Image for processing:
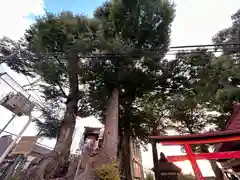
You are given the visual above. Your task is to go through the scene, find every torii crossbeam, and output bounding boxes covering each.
[150,130,240,180]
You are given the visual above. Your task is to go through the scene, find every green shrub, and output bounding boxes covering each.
[144,171,154,180]
[95,161,120,180]
[178,173,196,180]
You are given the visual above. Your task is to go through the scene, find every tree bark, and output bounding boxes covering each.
[151,141,159,180]
[122,131,133,180]
[151,123,159,180]
[76,88,119,179]
[24,57,79,180]
[118,133,124,176]
[200,145,225,180]
[101,88,119,161]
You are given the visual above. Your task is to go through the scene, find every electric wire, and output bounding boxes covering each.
[24,75,45,106]
[12,49,227,60]
[5,42,239,62]
[22,42,240,56]
[1,73,45,110]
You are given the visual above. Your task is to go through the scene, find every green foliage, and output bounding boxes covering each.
[144,171,154,180]
[20,11,96,138]
[211,9,240,113]
[95,162,120,180]
[83,0,176,147]
[0,37,35,77]
[178,173,196,180]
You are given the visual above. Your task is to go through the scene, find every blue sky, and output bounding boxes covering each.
[44,0,105,16]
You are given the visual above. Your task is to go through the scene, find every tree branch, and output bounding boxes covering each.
[55,81,68,98]
[22,78,42,89]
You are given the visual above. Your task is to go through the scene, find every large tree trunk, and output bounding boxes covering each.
[101,88,119,161]
[151,141,159,180]
[118,133,124,176]
[24,57,79,180]
[76,88,119,179]
[122,131,133,180]
[200,145,225,180]
[152,123,159,180]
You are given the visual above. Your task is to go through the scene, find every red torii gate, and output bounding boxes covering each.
[150,130,240,180]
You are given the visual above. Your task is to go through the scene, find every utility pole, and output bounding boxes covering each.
[0,114,17,136]
[0,113,32,164]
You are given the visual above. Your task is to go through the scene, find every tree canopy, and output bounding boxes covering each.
[1,2,240,180]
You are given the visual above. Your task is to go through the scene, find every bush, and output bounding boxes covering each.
[95,161,120,180]
[178,173,196,180]
[144,171,154,180]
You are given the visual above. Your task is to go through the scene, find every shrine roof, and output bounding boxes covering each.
[216,103,240,152]
[152,152,182,173]
[150,103,240,145]
[150,129,240,144]
[154,162,182,173]
[224,103,240,130]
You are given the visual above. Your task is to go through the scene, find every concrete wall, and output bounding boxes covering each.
[23,155,35,170]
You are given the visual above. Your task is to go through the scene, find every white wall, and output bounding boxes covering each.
[23,155,35,170]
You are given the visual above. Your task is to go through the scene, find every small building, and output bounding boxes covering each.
[82,126,144,180]
[0,136,52,179]
[152,152,182,180]
[22,143,52,169]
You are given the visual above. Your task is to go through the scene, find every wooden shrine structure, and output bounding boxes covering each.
[152,152,182,180]
[150,103,240,180]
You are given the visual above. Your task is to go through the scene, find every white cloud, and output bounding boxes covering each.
[171,0,240,46]
[0,0,45,40]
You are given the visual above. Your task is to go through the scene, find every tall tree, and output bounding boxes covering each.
[166,49,231,179]
[78,0,175,179]
[168,90,226,179]
[14,12,98,179]
[135,93,169,180]
[212,9,240,114]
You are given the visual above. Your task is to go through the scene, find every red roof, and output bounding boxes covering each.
[150,130,240,145]
[149,103,240,151]
[216,103,240,152]
[224,103,240,130]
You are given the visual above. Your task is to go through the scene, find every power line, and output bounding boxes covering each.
[4,42,237,62]
[169,42,240,49]
[6,49,227,63]
[0,72,44,109]
[24,75,45,106]
[22,42,240,56]
[27,48,223,58]
[1,73,45,109]
[0,72,59,151]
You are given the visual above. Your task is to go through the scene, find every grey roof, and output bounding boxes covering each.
[0,135,13,156]
[84,126,101,135]
[32,144,51,155]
